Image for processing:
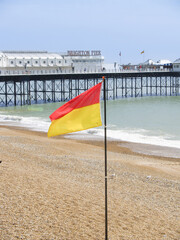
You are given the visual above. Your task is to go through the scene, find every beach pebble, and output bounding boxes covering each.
[109,173,116,179]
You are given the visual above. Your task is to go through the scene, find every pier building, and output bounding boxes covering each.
[122,59,173,71]
[0,50,104,75]
[173,58,180,72]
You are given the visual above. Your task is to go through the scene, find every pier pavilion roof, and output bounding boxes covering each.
[174,58,180,64]
[0,51,63,59]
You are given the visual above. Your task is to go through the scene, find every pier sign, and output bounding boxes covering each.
[67,50,101,56]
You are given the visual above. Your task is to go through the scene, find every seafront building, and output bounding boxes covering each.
[0,50,104,75]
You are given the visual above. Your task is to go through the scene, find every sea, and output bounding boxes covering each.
[0,96,180,156]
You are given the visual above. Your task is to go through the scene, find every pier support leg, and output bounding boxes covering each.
[20,81,22,106]
[34,80,37,103]
[5,81,7,106]
[135,77,137,97]
[14,81,16,106]
[43,80,46,102]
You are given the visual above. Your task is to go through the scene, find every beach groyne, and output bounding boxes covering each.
[0,71,180,106]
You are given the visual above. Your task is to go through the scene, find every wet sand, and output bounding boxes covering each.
[0,126,180,239]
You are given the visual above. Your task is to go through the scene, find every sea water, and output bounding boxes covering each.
[0,96,180,150]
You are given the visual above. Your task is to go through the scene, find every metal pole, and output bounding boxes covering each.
[102,76,108,240]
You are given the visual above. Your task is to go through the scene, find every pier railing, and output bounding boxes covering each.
[0,68,172,76]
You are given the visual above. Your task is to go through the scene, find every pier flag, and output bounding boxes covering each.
[48,82,102,137]
[141,50,144,54]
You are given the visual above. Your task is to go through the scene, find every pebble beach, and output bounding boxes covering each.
[0,126,180,240]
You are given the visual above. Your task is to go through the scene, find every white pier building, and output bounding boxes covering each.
[173,58,180,72]
[0,50,104,75]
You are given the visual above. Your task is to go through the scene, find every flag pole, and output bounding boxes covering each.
[102,76,108,240]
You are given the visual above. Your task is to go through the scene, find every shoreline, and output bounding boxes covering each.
[64,132,180,159]
[0,116,180,159]
[1,124,180,160]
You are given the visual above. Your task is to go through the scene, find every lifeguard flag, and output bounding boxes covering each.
[48,82,102,137]
[141,50,144,54]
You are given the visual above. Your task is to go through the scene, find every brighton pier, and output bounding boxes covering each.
[0,70,180,106]
[0,51,180,106]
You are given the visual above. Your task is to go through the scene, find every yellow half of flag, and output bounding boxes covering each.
[141,50,144,54]
[48,82,102,137]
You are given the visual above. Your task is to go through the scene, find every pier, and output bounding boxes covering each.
[0,70,180,106]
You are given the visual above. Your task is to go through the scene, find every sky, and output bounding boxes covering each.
[0,0,180,64]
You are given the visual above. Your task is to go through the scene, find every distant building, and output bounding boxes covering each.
[122,59,173,71]
[173,58,180,72]
[156,59,172,65]
[142,59,155,65]
[101,63,115,71]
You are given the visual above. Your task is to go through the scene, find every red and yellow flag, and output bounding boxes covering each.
[48,82,102,137]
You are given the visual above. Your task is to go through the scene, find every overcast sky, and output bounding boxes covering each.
[0,0,179,64]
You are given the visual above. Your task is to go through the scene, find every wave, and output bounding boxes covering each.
[1,113,180,149]
[81,128,180,149]
[0,114,50,132]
